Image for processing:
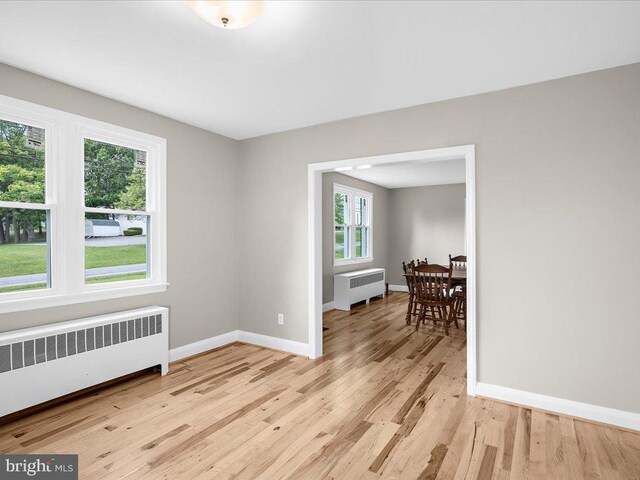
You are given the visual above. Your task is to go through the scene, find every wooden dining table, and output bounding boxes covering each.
[403,267,467,283]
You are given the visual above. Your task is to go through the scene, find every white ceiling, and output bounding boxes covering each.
[1,1,639,140]
[338,158,465,189]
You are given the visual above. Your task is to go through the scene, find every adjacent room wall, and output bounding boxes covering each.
[387,183,466,286]
[321,172,389,305]
[0,63,240,350]
[239,63,640,414]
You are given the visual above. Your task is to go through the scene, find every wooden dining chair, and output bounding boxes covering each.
[449,254,467,327]
[402,260,417,325]
[412,263,458,335]
[453,288,467,329]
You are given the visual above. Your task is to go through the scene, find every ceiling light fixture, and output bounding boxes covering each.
[187,1,264,30]
[356,164,372,170]
[335,166,353,172]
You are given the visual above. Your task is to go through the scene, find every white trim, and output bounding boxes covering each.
[169,330,311,363]
[308,169,323,359]
[308,145,477,386]
[237,330,310,357]
[0,93,168,313]
[333,257,375,267]
[169,330,239,362]
[0,282,169,315]
[0,201,50,210]
[322,301,335,312]
[84,207,151,217]
[389,284,409,293]
[465,145,477,396]
[476,382,640,432]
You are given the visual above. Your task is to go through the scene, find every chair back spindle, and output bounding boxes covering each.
[449,254,467,270]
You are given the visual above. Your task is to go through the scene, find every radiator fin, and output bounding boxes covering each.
[24,340,35,367]
[112,323,120,344]
[95,326,103,349]
[0,313,164,375]
[77,330,86,353]
[56,334,67,359]
[11,343,23,370]
[46,336,57,361]
[86,328,95,351]
[67,332,76,356]
[0,345,10,373]
[35,338,46,364]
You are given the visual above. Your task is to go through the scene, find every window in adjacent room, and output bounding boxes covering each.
[333,183,372,265]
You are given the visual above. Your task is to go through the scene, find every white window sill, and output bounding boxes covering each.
[334,257,374,267]
[0,282,169,314]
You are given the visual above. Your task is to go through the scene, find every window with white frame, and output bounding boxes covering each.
[333,184,372,265]
[0,95,166,313]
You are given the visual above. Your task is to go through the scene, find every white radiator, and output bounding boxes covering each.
[0,306,168,417]
[334,268,385,311]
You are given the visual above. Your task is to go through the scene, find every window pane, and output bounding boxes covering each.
[334,226,350,260]
[356,226,370,258]
[84,139,146,211]
[0,119,46,204]
[0,208,50,293]
[334,192,348,225]
[85,213,148,284]
[355,196,368,226]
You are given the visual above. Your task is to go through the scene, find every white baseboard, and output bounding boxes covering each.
[169,330,239,362]
[476,382,640,432]
[237,330,310,357]
[389,284,409,293]
[322,301,335,312]
[169,330,310,362]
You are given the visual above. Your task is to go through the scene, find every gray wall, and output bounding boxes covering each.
[0,63,240,350]
[387,183,466,285]
[239,63,640,414]
[322,172,390,304]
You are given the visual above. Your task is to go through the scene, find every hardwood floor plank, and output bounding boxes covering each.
[392,362,445,424]
[477,445,498,480]
[140,424,191,451]
[416,442,448,480]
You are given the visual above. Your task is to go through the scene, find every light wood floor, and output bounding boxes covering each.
[1,293,639,479]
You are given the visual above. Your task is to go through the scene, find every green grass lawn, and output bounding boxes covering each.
[335,230,345,259]
[0,282,47,294]
[85,245,146,269]
[334,228,365,259]
[0,243,146,277]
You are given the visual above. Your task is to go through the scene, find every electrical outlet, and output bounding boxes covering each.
[277,314,284,325]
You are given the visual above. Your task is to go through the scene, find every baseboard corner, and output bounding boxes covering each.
[237,330,310,357]
[322,301,335,312]
[169,330,239,362]
[388,284,409,293]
